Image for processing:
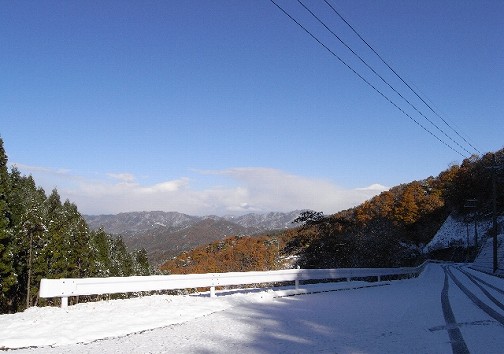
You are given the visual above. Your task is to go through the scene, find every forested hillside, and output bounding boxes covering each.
[84,210,300,265]
[0,139,151,314]
[161,149,504,273]
[160,234,282,274]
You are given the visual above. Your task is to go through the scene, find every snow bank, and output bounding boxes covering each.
[424,214,503,253]
[0,282,372,349]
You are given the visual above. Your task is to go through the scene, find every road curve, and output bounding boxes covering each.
[443,265,504,354]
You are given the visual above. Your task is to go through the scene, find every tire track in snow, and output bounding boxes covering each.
[446,266,504,326]
[441,267,470,354]
[457,267,504,298]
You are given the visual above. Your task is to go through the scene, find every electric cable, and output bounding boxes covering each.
[297,0,474,157]
[322,0,481,155]
[269,0,467,157]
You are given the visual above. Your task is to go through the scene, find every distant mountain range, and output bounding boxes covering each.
[84,211,303,264]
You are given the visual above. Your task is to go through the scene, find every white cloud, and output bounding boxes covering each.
[12,164,387,216]
[107,173,136,184]
[356,183,388,191]
[13,163,71,176]
[139,179,190,194]
[200,168,388,214]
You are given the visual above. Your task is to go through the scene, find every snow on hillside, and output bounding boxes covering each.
[424,214,504,253]
[2,264,504,353]
[471,234,504,276]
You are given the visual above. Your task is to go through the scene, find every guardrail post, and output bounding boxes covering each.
[61,296,68,309]
[295,278,299,290]
[210,286,216,298]
[377,275,381,282]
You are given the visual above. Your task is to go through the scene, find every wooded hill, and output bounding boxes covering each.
[0,139,151,314]
[84,211,300,265]
[161,149,504,274]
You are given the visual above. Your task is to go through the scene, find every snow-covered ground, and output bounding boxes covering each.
[2,263,503,353]
[424,214,503,252]
[471,234,504,276]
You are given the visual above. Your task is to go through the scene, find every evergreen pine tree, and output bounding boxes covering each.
[8,169,47,309]
[0,138,17,313]
[39,189,66,279]
[109,236,134,277]
[62,200,92,278]
[132,248,150,276]
[89,228,113,276]
[0,139,152,311]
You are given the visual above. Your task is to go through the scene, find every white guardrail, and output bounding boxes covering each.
[40,262,427,308]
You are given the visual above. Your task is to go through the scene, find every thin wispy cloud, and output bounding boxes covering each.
[13,164,387,216]
[13,163,72,177]
[107,173,136,184]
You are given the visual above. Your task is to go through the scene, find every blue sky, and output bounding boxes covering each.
[1,0,503,216]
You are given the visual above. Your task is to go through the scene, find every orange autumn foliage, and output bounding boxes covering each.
[160,235,281,274]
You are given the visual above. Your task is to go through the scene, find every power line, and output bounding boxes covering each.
[296,0,474,157]
[269,0,466,157]
[322,0,481,155]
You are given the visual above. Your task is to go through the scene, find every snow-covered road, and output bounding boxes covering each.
[440,266,504,354]
[2,263,503,353]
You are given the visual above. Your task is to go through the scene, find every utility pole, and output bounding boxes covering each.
[474,217,478,249]
[491,154,498,273]
[484,153,502,273]
[464,198,478,248]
